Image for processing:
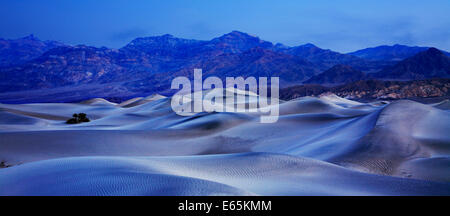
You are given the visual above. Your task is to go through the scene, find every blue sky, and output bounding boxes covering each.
[0,0,449,52]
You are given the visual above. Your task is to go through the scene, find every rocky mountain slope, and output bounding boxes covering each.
[348,44,450,61]
[304,65,365,85]
[0,32,449,103]
[281,78,450,100]
[0,35,64,67]
[369,48,450,80]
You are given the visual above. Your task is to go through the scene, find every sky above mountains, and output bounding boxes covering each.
[0,0,449,52]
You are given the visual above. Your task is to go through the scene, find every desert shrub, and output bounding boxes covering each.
[66,113,90,124]
[0,161,11,168]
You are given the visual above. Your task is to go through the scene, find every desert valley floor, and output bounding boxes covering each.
[1,89,449,195]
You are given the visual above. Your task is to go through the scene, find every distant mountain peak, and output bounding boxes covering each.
[370,47,450,80]
[123,34,203,54]
[208,31,273,53]
[224,30,256,38]
[129,34,183,43]
[140,34,176,39]
[21,34,39,40]
[0,34,64,67]
[425,47,442,55]
[411,47,447,60]
[274,43,288,49]
[347,44,450,61]
[389,44,423,48]
[299,43,318,48]
[213,31,267,43]
[282,43,367,70]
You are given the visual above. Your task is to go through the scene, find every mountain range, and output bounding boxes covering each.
[304,48,450,85]
[369,48,450,80]
[347,44,450,61]
[0,34,64,67]
[0,31,449,103]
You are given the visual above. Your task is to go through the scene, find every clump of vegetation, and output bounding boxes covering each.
[66,113,90,124]
[0,161,12,168]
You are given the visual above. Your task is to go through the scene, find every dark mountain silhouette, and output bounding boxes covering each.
[0,32,320,94]
[275,43,395,72]
[278,43,366,69]
[120,31,273,59]
[151,47,319,85]
[0,35,64,67]
[0,45,127,91]
[370,48,450,80]
[348,44,450,61]
[0,32,449,103]
[209,31,274,53]
[304,65,365,85]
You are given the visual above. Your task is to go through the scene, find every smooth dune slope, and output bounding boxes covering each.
[1,153,449,196]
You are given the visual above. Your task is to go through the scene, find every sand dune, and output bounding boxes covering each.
[118,94,166,108]
[0,90,449,195]
[432,99,450,110]
[80,98,117,106]
[1,153,449,196]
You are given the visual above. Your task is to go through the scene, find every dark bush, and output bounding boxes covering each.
[66,113,90,124]
[0,161,11,168]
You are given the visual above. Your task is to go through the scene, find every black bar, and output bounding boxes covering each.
[0,196,447,215]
